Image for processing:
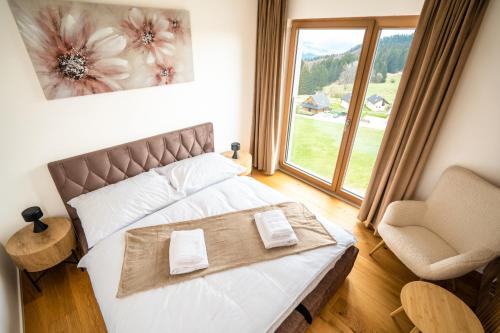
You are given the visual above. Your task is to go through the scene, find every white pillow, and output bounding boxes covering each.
[154,152,245,195]
[68,170,183,248]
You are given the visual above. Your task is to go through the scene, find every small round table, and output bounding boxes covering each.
[6,217,77,292]
[222,151,252,176]
[391,281,484,333]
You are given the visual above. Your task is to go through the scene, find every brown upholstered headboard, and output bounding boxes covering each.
[48,122,214,253]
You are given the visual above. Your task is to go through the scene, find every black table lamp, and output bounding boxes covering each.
[22,206,48,233]
[231,142,240,159]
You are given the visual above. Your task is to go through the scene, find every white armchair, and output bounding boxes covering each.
[370,166,500,281]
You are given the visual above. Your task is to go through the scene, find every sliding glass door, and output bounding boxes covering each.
[285,27,368,183]
[280,17,417,204]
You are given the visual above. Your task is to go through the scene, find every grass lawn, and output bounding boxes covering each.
[287,116,384,196]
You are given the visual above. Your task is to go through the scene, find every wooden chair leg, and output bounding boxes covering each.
[450,278,456,291]
[390,305,404,317]
[409,326,420,333]
[369,240,385,256]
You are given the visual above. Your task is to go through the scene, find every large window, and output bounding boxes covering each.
[280,17,417,204]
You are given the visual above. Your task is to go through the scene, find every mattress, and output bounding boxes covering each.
[78,176,356,333]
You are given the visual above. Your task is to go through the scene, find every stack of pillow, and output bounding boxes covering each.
[154,152,246,195]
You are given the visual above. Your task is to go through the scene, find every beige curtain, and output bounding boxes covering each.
[251,0,287,175]
[359,0,489,227]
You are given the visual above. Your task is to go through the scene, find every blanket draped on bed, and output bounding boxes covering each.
[117,202,336,298]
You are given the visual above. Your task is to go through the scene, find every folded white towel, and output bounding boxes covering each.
[169,229,209,275]
[255,210,297,249]
[254,209,294,241]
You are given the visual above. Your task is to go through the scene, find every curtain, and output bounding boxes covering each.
[359,0,489,227]
[251,0,287,175]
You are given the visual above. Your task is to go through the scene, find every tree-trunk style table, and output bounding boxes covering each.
[391,281,484,333]
[6,217,78,292]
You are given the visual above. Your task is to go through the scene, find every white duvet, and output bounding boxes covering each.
[79,176,356,333]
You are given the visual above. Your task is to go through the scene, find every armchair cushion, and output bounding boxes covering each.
[427,248,497,280]
[378,223,457,280]
[382,201,427,227]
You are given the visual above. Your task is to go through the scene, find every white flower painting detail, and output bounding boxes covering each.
[8,0,194,100]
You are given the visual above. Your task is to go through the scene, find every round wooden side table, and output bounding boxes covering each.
[222,151,252,176]
[6,217,78,292]
[390,281,484,333]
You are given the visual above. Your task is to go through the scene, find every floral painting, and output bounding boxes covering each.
[7,0,194,99]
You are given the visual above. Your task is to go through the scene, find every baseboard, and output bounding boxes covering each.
[17,269,24,333]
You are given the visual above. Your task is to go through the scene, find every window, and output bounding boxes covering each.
[280,17,417,205]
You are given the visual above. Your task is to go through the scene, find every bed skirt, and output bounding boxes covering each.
[276,245,359,332]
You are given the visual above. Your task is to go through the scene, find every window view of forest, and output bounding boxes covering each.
[298,33,413,95]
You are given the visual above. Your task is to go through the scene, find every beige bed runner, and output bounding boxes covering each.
[117,202,336,298]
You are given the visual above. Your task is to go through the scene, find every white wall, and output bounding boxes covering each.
[0,245,21,333]
[287,0,423,19]
[415,0,500,198]
[0,0,257,245]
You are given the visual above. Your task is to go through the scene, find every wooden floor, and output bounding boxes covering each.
[252,171,417,333]
[21,170,476,333]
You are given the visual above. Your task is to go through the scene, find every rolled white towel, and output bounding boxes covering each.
[255,210,298,249]
[169,229,209,275]
[254,209,294,241]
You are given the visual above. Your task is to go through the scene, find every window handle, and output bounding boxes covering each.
[344,118,351,132]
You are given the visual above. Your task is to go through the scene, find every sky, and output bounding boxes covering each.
[299,28,415,57]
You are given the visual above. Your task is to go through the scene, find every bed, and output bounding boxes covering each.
[48,123,358,333]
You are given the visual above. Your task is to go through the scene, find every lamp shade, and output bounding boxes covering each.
[21,206,48,233]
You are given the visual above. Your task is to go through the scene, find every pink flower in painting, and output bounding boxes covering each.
[127,59,184,88]
[23,6,129,99]
[163,11,188,42]
[167,16,184,36]
[121,8,175,63]
[167,17,182,34]
[153,63,176,85]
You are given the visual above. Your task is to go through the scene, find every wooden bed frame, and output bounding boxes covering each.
[47,122,358,332]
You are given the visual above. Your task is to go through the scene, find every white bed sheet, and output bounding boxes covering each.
[79,176,356,333]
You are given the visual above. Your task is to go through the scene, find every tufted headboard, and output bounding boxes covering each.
[48,122,214,253]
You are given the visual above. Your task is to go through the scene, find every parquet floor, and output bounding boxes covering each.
[21,170,477,332]
[252,171,417,333]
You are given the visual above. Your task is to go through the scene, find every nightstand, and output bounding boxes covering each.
[222,151,252,176]
[6,217,78,292]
